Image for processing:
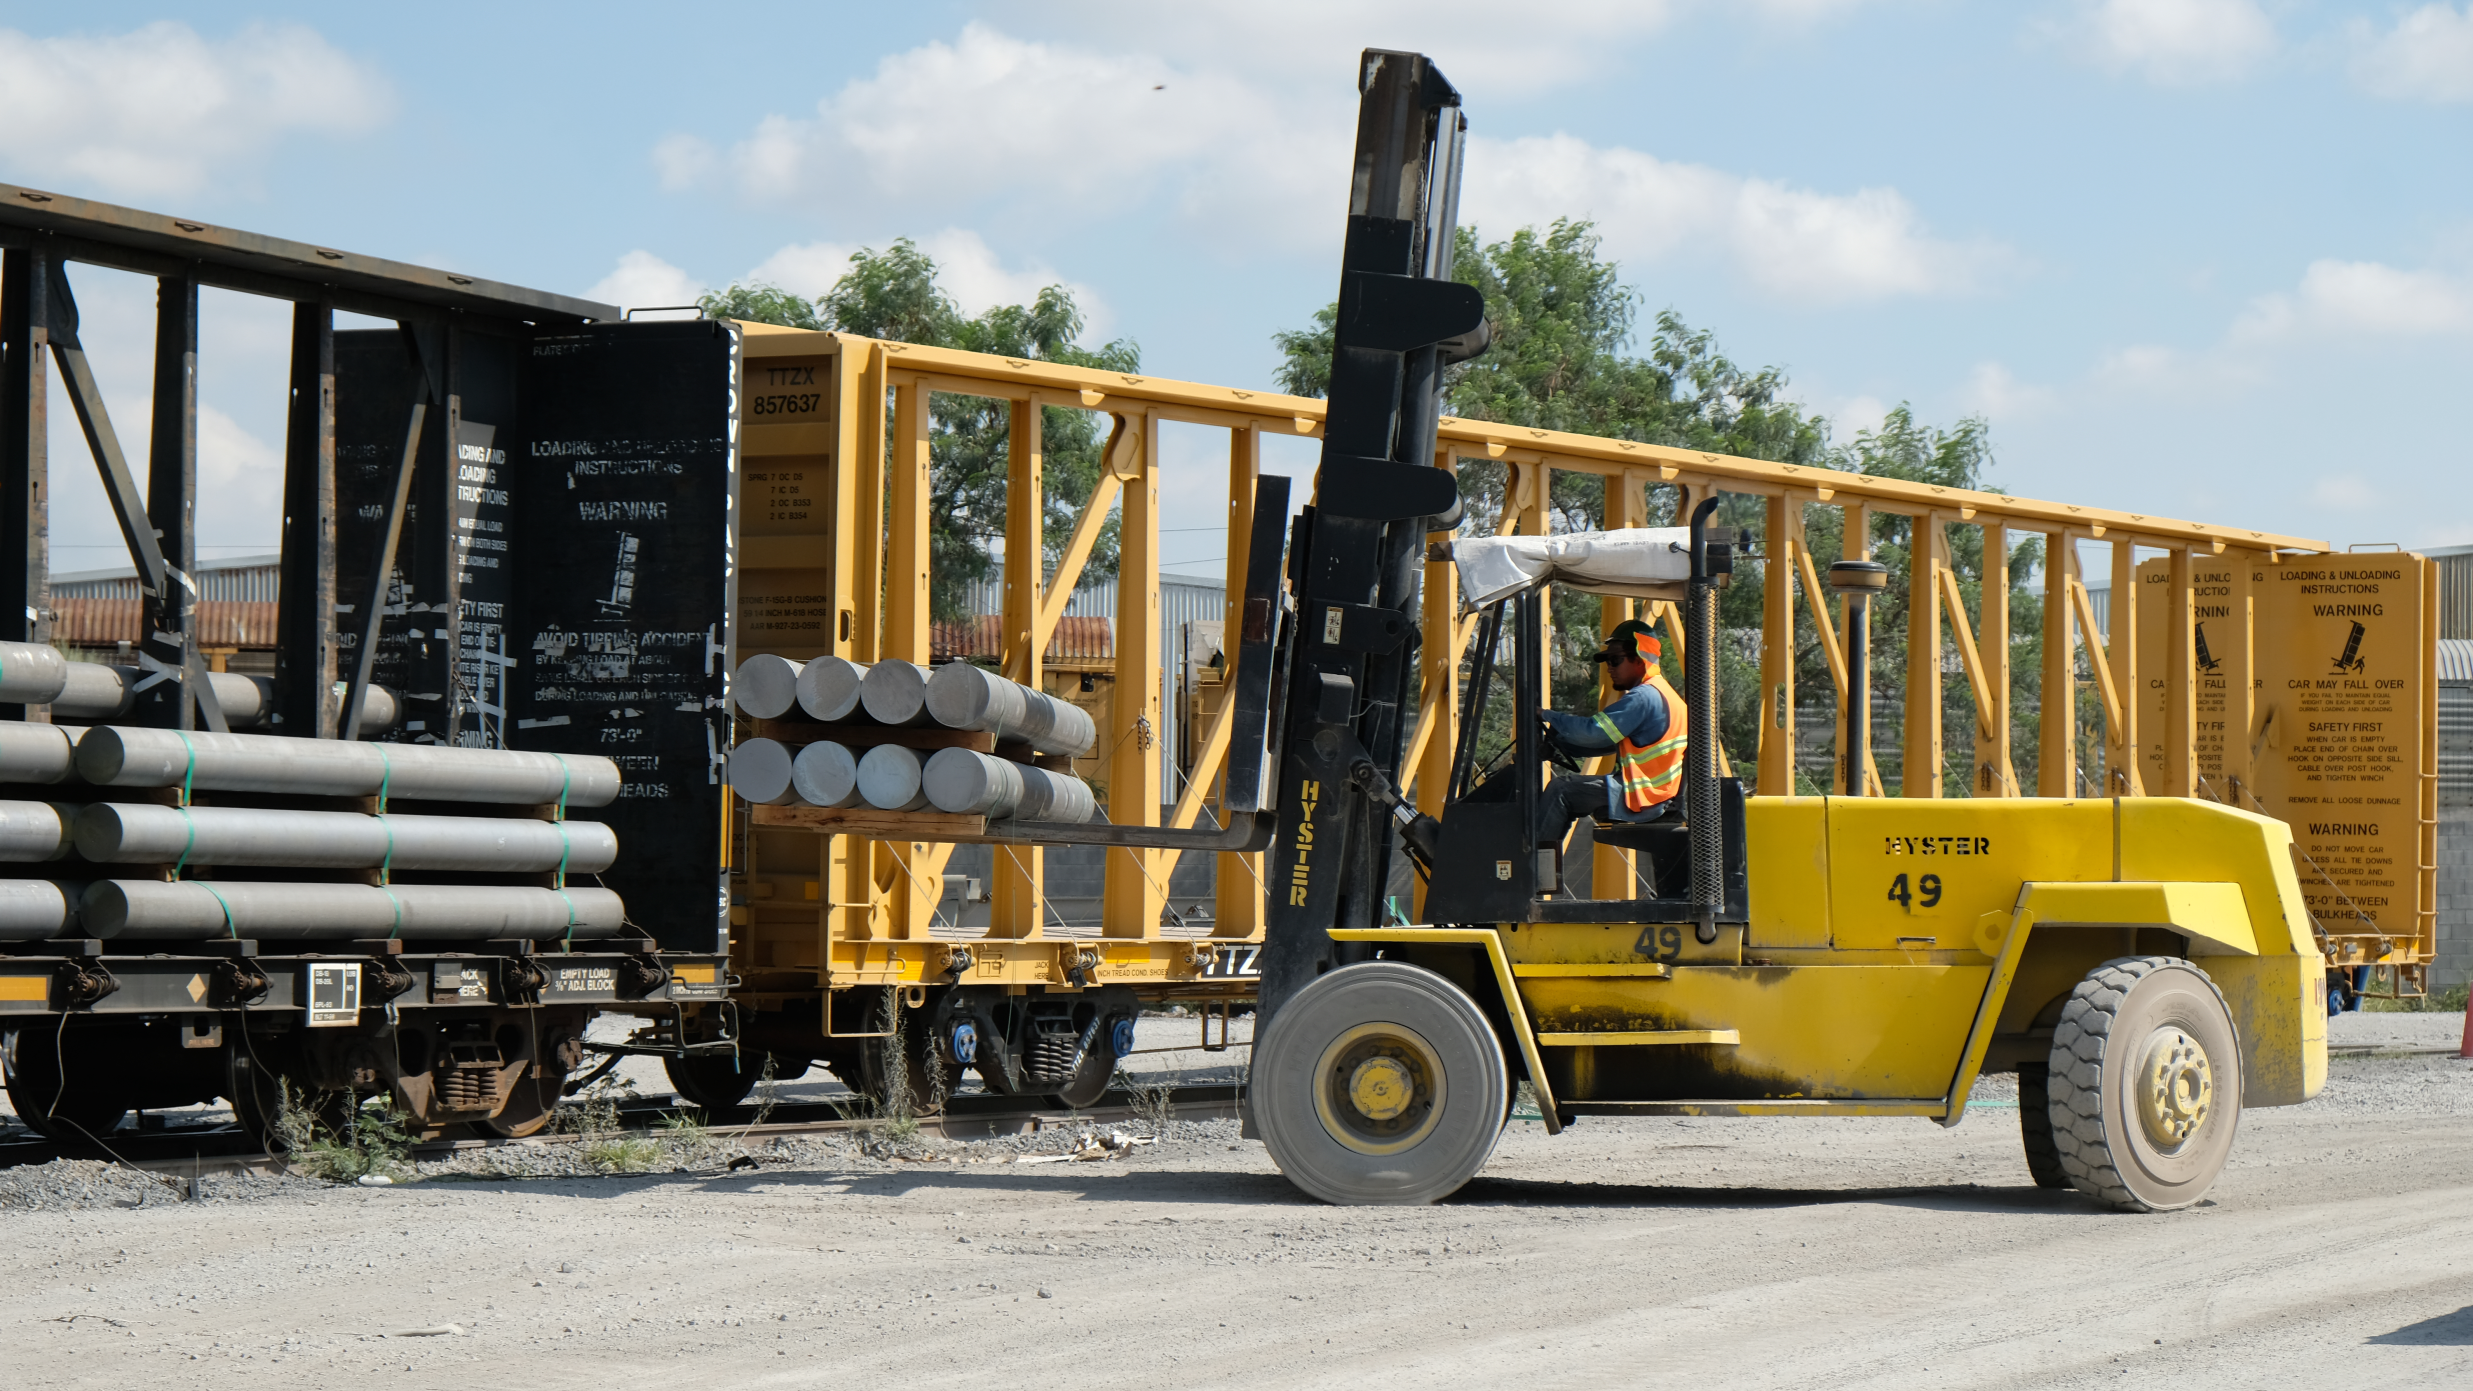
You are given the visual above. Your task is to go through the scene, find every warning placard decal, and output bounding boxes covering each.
[2136,554,2431,944]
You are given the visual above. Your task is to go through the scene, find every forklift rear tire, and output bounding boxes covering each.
[2048,956,2242,1213]
[1253,962,1509,1206]
[2014,1063,2070,1189]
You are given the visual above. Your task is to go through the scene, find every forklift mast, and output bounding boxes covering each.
[1257,51,1489,1024]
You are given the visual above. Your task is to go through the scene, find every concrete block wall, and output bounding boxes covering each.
[2438,810,2471,992]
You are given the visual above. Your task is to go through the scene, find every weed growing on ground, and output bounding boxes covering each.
[1117,1066,1178,1137]
[274,1083,414,1183]
[656,1109,715,1164]
[2363,981,2471,1014]
[555,1073,664,1172]
[582,1134,662,1173]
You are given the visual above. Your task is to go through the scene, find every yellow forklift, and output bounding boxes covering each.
[1238,51,2327,1212]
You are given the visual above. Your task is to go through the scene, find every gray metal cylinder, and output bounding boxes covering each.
[923,746,1021,816]
[857,743,930,811]
[82,880,627,941]
[74,803,617,873]
[924,750,1097,824]
[51,662,132,720]
[1011,762,1098,825]
[727,738,799,805]
[0,723,77,784]
[0,642,69,703]
[797,656,870,723]
[732,654,803,720]
[924,662,1097,756]
[858,660,934,727]
[0,878,79,940]
[74,727,621,805]
[0,801,75,861]
[790,741,862,808]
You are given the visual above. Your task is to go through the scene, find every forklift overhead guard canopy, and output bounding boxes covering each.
[1454,526,1697,609]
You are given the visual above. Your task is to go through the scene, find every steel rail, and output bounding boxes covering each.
[0,1082,1247,1177]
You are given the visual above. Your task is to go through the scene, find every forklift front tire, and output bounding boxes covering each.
[2048,956,2243,1213]
[1253,962,1509,1206]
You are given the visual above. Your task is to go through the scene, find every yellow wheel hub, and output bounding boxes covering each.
[1311,1022,1445,1156]
[1348,1056,1415,1121]
[2135,1027,2214,1151]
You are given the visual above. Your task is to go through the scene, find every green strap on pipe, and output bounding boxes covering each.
[198,880,236,938]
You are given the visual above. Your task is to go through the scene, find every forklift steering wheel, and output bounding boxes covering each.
[1537,721,1581,773]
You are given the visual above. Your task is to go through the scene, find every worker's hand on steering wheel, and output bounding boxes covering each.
[1537,717,1581,772]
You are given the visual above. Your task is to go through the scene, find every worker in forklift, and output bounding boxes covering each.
[1534,618,1688,851]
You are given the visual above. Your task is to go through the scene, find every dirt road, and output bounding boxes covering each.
[3,1013,2467,1390]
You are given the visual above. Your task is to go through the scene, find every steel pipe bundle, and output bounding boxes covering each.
[921,748,1097,824]
[0,643,399,733]
[726,738,798,805]
[797,656,869,722]
[74,803,617,872]
[81,880,627,941]
[0,801,75,860]
[790,740,861,808]
[0,879,81,940]
[0,723,76,783]
[75,727,620,804]
[857,744,931,811]
[858,661,935,727]
[732,654,803,720]
[924,663,1097,757]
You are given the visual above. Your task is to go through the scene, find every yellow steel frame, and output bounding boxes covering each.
[720,323,2426,999]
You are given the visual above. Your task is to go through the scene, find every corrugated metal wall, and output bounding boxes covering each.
[49,554,282,605]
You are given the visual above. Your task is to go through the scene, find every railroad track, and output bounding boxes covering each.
[0,1083,1248,1180]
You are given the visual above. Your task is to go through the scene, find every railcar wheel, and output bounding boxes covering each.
[664,1052,764,1110]
[2014,1063,2070,1189]
[1047,1042,1114,1111]
[1252,962,1509,1206]
[1,1026,129,1143]
[2048,956,2243,1213]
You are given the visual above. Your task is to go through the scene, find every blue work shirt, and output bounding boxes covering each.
[1542,682,1673,823]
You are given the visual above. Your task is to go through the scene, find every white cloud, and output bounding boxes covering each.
[0,21,389,199]
[663,21,1994,299]
[2056,0,2277,86]
[584,251,706,315]
[741,241,860,299]
[915,230,1110,331]
[1827,394,1891,440]
[1463,133,2012,303]
[2309,473,2382,510]
[651,133,717,191]
[2232,259,2473,341]
[194,403,284,541]
[1963,362,2057,419]
[1039,2,1688,97]
[704,25,1304,233]
[2350,4,2473,103]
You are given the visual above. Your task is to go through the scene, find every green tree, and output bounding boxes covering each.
[701,240,1139,617]
[1269,219,2063,793]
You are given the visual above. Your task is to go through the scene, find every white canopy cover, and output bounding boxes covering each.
[1453,527,1695,609]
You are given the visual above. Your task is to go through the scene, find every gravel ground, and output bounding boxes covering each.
[0,1018,2465,1390]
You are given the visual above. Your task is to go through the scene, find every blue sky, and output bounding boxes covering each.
[5,1,2469,581]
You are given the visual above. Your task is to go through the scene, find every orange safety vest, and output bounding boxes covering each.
[1593,669,1687,814]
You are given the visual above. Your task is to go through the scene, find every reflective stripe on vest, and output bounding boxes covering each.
[1591,670,1688,814]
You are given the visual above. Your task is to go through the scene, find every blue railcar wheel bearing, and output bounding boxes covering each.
[1110,1015,1137,1060]
[948,1019,978,1066]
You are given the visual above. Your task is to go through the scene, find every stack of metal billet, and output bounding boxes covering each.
[725,655,1099,826]
[0,687,629,943]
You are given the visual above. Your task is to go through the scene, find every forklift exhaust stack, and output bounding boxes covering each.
[1685,497,1724,944]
